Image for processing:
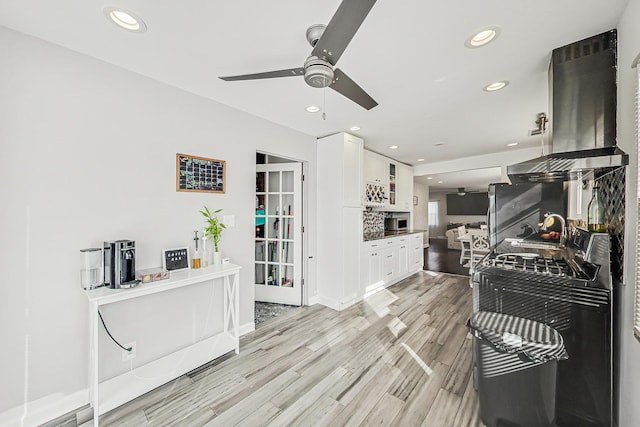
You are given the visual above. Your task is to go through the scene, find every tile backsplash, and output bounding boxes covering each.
[363,208,386,233]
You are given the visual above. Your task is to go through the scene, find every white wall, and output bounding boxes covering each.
[428,191,486,238]
[0,26,317,420]
[413,180,429,245]
[615,2,640,425]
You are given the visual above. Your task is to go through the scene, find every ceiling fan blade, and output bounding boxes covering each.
[219,68,304,81]
[329,68,378,110]
[311,0,378,65]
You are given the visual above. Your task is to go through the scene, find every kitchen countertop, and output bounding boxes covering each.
[363,229,427,242]
[492,238,562,258]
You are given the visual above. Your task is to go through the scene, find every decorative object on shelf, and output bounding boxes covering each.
[364,182,387,206]
[80,247,104,290]
[201,206,226,264]
[413,196,418,206]
[176,153,226,193]
[135,268,170,284]
[191,230,202,269]
[162,247,190,271]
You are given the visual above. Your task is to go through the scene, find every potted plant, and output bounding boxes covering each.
[201,206,226,264]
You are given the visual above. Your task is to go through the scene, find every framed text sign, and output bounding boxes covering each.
[162,247,190,271]
[176,153,226,193]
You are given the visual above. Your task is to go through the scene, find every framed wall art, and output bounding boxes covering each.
[176,153,226,193]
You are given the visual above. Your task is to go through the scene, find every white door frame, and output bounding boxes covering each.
[255,152,309,306]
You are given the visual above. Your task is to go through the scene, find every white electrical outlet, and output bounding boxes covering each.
[122,341,136,362]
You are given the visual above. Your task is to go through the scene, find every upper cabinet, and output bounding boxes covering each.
[363,149,413,211]
[363,149,387,185]
[318,132,363,208]
[396,163,414,211]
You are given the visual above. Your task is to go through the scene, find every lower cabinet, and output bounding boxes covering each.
[382,247,396,283]
[361,232,423,297]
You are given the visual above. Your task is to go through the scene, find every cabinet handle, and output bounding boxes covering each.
[401,246,406,249]
[387,241,393,245]
[387,254,393,258]
[386,272,393,276]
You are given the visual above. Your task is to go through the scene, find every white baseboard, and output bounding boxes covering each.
[0,389,89,427]
[239,322,255,336]
[0,323,255,427]
[316,295,341,311]
[308,295,319,305]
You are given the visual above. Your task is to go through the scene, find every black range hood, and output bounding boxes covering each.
[508,30,628,183]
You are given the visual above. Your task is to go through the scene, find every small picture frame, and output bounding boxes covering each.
[162,247,191,271]
[413,196,418,206]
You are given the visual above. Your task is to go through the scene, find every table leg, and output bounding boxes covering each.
[89,301,99,426]
[233,272,239,354]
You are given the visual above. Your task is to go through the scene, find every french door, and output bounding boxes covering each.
[255,163,302,306]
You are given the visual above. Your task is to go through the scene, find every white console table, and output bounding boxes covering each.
[84,263,241,426]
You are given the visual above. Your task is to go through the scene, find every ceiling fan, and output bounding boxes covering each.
[219,0,379,110]
[456,187,482,196]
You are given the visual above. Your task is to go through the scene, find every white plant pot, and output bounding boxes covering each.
[213,251,222,265]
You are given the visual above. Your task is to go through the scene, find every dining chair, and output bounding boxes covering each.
[458,225,471,266]
[469,233,490,269]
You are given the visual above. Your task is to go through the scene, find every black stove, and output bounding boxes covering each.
[472,228,614,427]
[486,253,579,278]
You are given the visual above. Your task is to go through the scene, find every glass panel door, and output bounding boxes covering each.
[255,163,302,305]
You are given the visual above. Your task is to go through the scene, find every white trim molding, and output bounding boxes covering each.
[0,389,89,427]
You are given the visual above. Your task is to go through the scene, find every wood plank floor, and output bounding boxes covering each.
[93,271,483,426]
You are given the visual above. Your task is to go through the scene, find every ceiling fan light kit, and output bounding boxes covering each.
[219,0,379,110]
[303,56,334,88]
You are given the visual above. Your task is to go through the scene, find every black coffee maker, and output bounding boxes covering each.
[104,240,140,289]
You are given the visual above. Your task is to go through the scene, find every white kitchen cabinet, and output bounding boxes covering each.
[397,236,409,277]
[363,149,387,185]
[382,246,396,283]
[342,134,364,207]
[397,163,414,211]
[409,233,424,271]
[388,161,413,211]
[361,232,423,297]
[362,242,383,294]
[317,133,364,311]
[363,150,414,212]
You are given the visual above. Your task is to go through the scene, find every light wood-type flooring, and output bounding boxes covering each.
[90,271,483,426]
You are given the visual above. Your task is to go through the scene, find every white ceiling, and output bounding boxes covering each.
[0,1,628,166]
[415,167,503,193]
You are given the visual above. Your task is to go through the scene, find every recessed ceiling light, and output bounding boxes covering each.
[350,126,361,131]
[426,177,433,180]
[305,105,320,113]
[103,7,147,33]
[389,145,398,150]
[438,181,444,184]
[417,158,425,162]
[483,81,509,92]
[507,142,519,147]
[465,26,501,48]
